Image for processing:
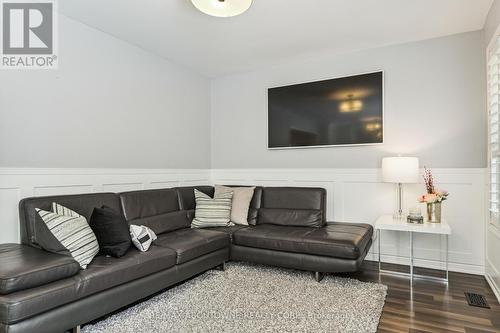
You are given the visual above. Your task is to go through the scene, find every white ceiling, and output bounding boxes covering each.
[60,0,493,78]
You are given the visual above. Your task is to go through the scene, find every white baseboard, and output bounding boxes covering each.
[486,273,500,303]
[365,251,484,276]
[486,255,500,303]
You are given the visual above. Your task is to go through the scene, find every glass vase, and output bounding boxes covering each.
[426,202,442,223]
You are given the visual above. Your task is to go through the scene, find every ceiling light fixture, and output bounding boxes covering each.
[191,0,253,18]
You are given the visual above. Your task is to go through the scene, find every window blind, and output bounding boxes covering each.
[489,39,500,224]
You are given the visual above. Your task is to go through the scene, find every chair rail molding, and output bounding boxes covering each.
[0,168,211,244]
[211,168,487,275]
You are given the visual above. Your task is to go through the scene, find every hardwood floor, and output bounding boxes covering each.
[341,261,500,333]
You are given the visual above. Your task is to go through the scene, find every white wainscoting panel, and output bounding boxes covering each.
[0,168,211,244]
[212,168,487,275]
[0,167,486,276]
[0,187,21,244]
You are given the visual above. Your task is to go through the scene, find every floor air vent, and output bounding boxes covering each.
[465,292,490,308]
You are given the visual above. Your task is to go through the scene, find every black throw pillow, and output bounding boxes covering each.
[89,206,131,258]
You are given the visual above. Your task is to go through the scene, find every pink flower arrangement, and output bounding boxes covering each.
[418,167,449,203]
[418,190,449,203]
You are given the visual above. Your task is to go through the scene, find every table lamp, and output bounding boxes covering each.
[382,156,419,219]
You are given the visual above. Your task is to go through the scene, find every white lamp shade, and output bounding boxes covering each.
[381,157,419,183]
[191,0,253,17]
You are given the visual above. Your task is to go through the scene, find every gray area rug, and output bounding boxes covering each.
[82,262,387,333]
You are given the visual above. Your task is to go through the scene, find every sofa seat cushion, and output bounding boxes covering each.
[0,246,176,324]
[155,229,230,264]
[75,246,176,296]
[0,275,79,324]
[0,244,80,295]
[205,225,249,240]
[232,222,373,260]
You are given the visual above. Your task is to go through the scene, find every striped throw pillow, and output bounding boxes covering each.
[52,202,80,217]
[191,189,234,228]
[36,203,99,269]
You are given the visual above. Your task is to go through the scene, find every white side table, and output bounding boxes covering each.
[374,215,452,283]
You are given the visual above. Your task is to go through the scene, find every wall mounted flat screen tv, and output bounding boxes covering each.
[267,71,383,149]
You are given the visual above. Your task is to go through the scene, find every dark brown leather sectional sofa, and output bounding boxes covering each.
[0,186,373,333]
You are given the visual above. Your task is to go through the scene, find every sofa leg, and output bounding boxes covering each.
[71,325,81,333]
[314,272,325,282]
[215,262,226,271]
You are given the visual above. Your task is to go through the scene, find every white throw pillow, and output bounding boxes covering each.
[130,225,157,252]
[36,203,99,269]
[215,185,255,225]
[191,189,234,228]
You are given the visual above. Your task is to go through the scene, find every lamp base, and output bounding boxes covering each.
[392,212,405,220]
[393,183,404,220]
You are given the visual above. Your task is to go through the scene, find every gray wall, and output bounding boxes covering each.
[211,31,486,169]
[0,15,211,169]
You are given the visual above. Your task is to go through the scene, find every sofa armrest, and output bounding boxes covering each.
[0,244,80,294]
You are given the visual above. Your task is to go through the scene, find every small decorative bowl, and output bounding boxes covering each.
[407,215,424,224]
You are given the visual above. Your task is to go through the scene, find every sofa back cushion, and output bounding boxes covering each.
[175,186,214,210]
[19,193,121,250]
[258,208,323,228]
[258,187,326,227]
[174,186,215,221]
[119,189,187,235]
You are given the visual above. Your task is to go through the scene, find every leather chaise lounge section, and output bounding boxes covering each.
[228,187,372,273]
[0,186,373,333]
